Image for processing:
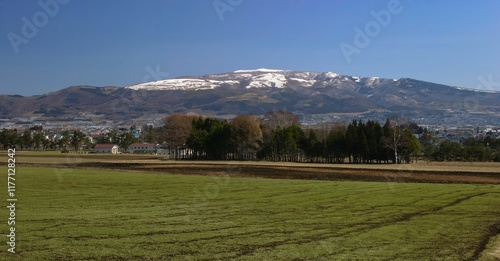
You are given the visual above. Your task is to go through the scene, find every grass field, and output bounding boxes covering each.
[1,166,499,260]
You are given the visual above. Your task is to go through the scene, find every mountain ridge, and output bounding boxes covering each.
[1,69,499,125]
[125,68,400,91]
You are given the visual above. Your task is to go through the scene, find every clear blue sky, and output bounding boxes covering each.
[1,0,499,95]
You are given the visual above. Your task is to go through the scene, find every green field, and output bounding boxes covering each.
[1,166,499,260]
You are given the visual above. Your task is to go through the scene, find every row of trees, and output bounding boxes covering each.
[0,129,143,152]
[156,112,499,163]
[255,117,420,164]
[151,112,421,163]
[2,111,499,163]
[0,128,87,151]
[420,135,500,162]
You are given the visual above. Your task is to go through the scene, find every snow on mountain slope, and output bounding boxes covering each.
[123,68,499,94]
[234,68,285,73]
[314,72,340,81]
[453,86,499,93]
[247,73,288,88]
[126,78,239,91]
[125,68,365,91]
[289,77,316,86]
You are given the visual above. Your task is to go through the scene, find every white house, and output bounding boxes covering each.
[128,143,157,154]
[94,144,119,154]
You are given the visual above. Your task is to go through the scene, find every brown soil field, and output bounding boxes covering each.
[10,152,500,184]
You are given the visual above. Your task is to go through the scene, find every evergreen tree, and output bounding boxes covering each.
[0,129,18,149]
[32,131,45,150]
[345,121,358,163]
[326,128,346,163]
[70,130,86,151]
[118,133,138,151]
[19,129,33,150]
[187,117,233,160]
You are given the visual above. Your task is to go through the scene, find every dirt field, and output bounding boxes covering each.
[12,152,500,184]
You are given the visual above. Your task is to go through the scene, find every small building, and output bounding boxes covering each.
[156,148,169,155]
[128,143,157,154]
[94,144,119,154]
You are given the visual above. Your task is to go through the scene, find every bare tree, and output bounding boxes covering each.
[163,114,198,158]
[231,115,263,160]
[262,111,300,129]
[382,116,407,164]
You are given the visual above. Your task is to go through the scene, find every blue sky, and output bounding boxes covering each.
[0,0,499,95]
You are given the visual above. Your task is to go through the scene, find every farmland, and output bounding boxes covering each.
[14,151,500,184]
[1,156,500,260]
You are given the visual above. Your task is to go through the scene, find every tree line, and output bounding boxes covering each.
[145,111,500,163]
[145,112,423,163]
[1,111,499,163]
[420,134,500,162]
[0,127,140,152]
[0,127,87,151]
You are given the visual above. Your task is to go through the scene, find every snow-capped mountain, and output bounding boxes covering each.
[1,69,499,125]
[125,68,393,91]
[126,68,295,90]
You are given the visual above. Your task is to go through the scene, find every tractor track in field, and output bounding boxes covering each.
[218,192,500,259]
[470,223,500,261]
